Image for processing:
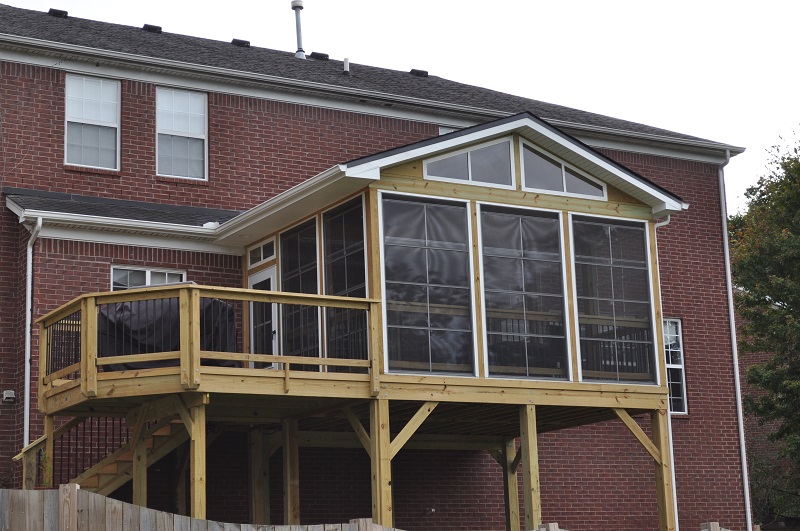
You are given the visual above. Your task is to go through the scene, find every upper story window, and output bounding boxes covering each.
[522,143,605,199]
[424,139,514,189]
[572,216,655,383]
[111,266,185,291]
[156,88,207,180]
[663,318,687,414]
[65,74,120,170]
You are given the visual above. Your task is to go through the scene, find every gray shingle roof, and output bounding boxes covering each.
[3,187,241,226]
[0,4,728,147]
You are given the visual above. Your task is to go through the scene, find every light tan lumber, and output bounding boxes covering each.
[520,404,541,530]
[189,402,206,519]
[389,402,438,459]
[38,322,49,411]
[131,404,150,507]
[369,399,393,526]
[343,407,372,458]
[175,395,195,435]
[613,408,661,464]
[365,189,383,397]
[95,352,180,366]
[561,214,581,382]
[368,302,383,396]
[43,415,54,488]
[200,352,369,367]
[249,429,271,525]
[80,296,98,397]
[652,409,677,531]
[42,363,82,384]
[60,483,80,531]
[649,221,670,394]
[503,438,521,531]
[282,418,300,524]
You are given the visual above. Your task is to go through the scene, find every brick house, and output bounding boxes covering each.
[0,4,751,530]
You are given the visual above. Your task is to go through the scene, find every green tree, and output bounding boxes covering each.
[731,143,800,522]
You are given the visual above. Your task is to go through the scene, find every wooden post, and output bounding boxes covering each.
[652,409,677,531]
[368,301,382,397]
[282,419,300,524]
[131,413,148,507]
[190,403,207,519]
[502,438,521,531]
[80,296,97,397]
[43,415,54,488]
[520,404,541,530]
[180,288,201,390]
[38,322,50,412]
[250,429,271,525]
[369,399,392,527]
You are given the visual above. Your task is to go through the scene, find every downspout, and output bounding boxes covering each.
[24,217,42,447]
[719,149,754,530]
[653,214,680,531]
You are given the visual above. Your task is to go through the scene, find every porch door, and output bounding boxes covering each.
[248,266,278,363]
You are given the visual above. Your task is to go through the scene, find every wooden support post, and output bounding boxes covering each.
[369,399,392,527]
[80,296,98,397]
[43,415,54,488]
[38,323,49,412]
[249,429,271,525]
[520,404,541,530]
[131,406,149,508]
[368,302,383,397]
[502,438,521,531]
[652,409,677,531]
[180,288,200,390]
[282,418,300,524]
[189,402,206,519]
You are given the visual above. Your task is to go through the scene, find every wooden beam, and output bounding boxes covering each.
[174,396,194,435]
[189,403,206,519]
[652,409,677,531]
[519,404,541,530]
[369,399,393,527]
[503,438,521,531]
[249,429,271,525]
[389,402,438,459]
[343,407,372,458]
[43,415,54,488]
[613,408,661,465]
[282,418,300,525]
[130,403,150,508]
[80,296,98,397]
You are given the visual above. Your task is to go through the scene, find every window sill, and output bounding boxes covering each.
[156,176,209,186]
[64,165,121,177]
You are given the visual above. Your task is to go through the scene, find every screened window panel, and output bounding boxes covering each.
[522,145,563,192]
[281,220,319,362]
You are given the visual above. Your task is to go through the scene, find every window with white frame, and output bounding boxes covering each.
[663,318,687,413]
[111,266,185,291]
[424,139,514,188]
[156,88,207,179]
[248,240,276,269]
[65,74,120,170]
[522,143,605,199]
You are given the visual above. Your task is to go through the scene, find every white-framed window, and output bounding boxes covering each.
[248,239,276,269]
[111,266,186,291]
[65,74,120,170]
[521,140,606,200]
[663,318,688,414]
[424,138,515,189]
[156,87,207,180]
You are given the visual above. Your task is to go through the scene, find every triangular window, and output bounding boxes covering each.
[425,139,513,188]
[522,143,605,199]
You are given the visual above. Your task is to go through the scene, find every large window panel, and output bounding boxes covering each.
[280,220,319,363]
[522,143,604,198]
[425,139,513,188]
[156,87,207,180]
[383,196,474,374]
[481,207,568,378]
[65,75,119,170]
[573,216,655,382]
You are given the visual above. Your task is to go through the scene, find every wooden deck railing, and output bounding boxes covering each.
[37,284,383,404]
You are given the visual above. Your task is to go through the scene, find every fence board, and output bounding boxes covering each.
[173,514,191,531]
[25,490,44,531]
[44,490,59,531]
[207,520,224,531]
[10,489,26,531]
[0,488,8,530]
[105,498,123,530]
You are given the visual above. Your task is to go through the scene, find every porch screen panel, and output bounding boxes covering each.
[481,207,567,378]
[383,196,473,374]
[323,198,367,372]
[573,216,655,382]
[280,219,319,362]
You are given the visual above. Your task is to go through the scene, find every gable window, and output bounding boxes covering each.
[424,139,513,188]
[572,216,655,382]
[481,206,568,379]
[382,195,474,374]
[111,266,185,291]
[522,143,605,198]
[156,87,207,180]
[65,75,120,170]
[280,219,319,361]
[663,318,687,413]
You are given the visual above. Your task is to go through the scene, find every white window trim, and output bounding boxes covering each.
[664,318,688,415]
[155,87,209,181]
[476,201,573,382]
[377,190,480,378]
[520,139,607,201]
[110,265,187,291]
[568,212,659,386]
[247,238,276,269]
[64,73,121,171]
[423,137,516,190]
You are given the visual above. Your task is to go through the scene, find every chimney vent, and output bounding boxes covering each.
[231,39,251,47]
[48,8,68,18]
[410,69,429,78]
[309,52,329,61]
[343,58,350,76]
[142,24,162,34]
[291,0,306,59]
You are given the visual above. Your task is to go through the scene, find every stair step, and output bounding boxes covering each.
[152,425,172,436]
[99,463,118,475]
[81,476,99,488]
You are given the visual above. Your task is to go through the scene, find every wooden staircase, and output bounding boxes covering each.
[71,417,189,495]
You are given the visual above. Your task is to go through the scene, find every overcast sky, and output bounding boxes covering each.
[6,0,799,214]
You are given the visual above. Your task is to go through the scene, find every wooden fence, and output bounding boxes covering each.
[0,485,400,531]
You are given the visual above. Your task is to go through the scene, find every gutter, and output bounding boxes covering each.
[718,149,754,530]
[24,217,42,447]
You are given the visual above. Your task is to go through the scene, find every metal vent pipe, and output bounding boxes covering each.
[291,0,306,59]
